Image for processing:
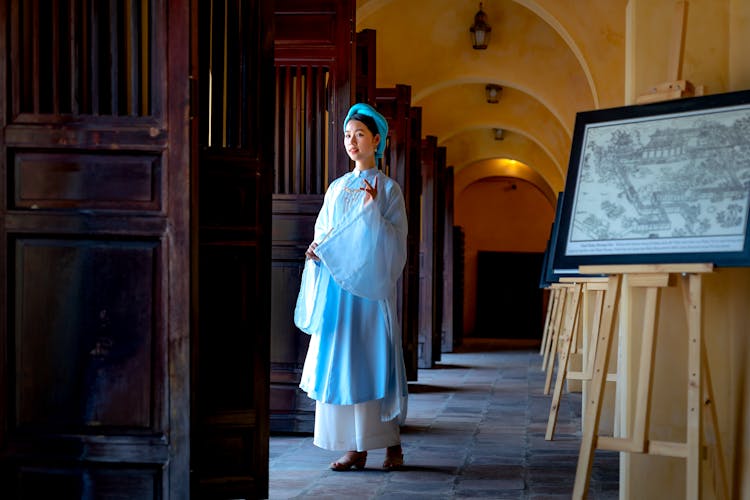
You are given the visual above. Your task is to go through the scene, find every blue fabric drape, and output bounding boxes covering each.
[296,168,408,423]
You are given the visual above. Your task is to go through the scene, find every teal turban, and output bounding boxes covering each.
[344,103,389,159]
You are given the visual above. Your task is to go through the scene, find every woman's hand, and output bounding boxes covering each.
[361,177,378,207]
[305,241,320,261]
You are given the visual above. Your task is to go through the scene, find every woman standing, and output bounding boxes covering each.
[294,103,408,471]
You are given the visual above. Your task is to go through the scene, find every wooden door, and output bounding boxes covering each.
[356,32,419,379]
[191,1,274,498]
[453,226,466,347]
[433,147,446,363]
[270,0,355,433]
[441,166,454,353]
[419,136,444,368]
[476,252,545,339]
[408,107,424,371]
[356,29,377,105]
[0,1,190,497]
[376,86,421,381]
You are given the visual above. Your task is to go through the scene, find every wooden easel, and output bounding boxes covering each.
[635,1,704,105]
[545,277,609,441]
[571,264,728,500]
[541,283,569,381]
[572,3,728,497]
[539,286,559,356]
[542,282,575,394]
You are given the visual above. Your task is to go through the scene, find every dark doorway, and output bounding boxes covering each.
[475,251,544,339]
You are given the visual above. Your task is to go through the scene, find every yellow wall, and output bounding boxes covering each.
[621,1,750,498]
[357,0,628,341]
[730,0,750,90]
[358,0,750,496]
[455,174,554,334]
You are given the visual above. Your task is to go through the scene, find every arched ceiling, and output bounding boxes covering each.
[356,0,627,200]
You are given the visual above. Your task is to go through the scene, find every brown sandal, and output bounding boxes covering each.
[330,450,367,471]
[382,445,404,470]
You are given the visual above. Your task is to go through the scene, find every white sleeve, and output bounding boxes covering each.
[314,178,407,301]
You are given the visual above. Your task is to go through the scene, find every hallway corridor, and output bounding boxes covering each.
[269,339,618,499]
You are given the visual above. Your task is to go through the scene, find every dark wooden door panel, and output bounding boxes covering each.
[192,0,274,497]
[14,238,160,431]
[198,244,261,409]
[407,107,423,376]
[453,226,466,348]
[11,150,161,210]
[419,137,437,368]
[11,466,162,499]
[441,167,454,353]
[270,0,355,434]
[356,29,377,105]
[476,252,545,339]
[433,146,446,364]
[375,86,421,381]
[0,0,189,498]
[270,261,315,432]
[0,0,191,498]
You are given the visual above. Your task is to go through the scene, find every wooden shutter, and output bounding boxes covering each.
[442,166,454,352]
[419,136,445,368]
[375,86,421,381]
[453,226,466,348]
[434,146,446,362]
[191,0,274,497]
[270,0,355,433]
[0,1,190,497]
[355,29,376,106]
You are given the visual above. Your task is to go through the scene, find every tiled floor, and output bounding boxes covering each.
[269,339,618,499]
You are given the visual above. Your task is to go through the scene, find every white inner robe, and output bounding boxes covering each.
[295,167,409,450]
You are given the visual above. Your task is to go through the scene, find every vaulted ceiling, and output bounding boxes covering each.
[357,0,628,201]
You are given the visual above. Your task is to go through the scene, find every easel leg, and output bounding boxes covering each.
[681,273,702,499]
[631,286,661,450]
[573,274,621,499]
[543,287,565,375]
[545,288,570,394]
[546,283,582,440]
[701,341,729,499]
[581,287,606,430]
[540,288,557,355]
[678,273,728,499]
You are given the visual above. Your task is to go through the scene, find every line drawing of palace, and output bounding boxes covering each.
[570,111,750,243]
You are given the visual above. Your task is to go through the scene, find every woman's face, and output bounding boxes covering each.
[344,119,380,164]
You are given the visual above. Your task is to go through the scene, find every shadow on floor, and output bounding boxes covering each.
[269,343,618,499]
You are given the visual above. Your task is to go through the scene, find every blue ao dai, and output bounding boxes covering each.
[297,167,409,440]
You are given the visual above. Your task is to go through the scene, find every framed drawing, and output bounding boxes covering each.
[538,236,552,288]
[539,194,563,287]
[553,89,750,273]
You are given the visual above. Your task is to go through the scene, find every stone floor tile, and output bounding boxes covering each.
[269,342,618,499]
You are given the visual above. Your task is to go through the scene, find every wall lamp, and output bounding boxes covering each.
[486,84,502,103]
[470,2,492,50]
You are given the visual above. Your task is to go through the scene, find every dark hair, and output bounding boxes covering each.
[346,113,381,138]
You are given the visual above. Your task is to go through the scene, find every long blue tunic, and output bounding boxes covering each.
[296,167,408,423]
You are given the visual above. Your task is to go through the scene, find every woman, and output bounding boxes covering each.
[294,103,408,471]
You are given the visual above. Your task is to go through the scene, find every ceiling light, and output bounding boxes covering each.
[485,84,502,103]
[470,2,492,50]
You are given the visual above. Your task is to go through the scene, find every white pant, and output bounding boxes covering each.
[313,399,400,451]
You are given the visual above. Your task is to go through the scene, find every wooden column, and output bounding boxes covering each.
[441,166,455,353]
[418,136,438,368]
[270,0,356,433]
[376,85,421,381]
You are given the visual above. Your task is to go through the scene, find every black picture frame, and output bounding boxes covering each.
[538,236,552,288]
[539,194,564,287]
[553,89,750,274]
